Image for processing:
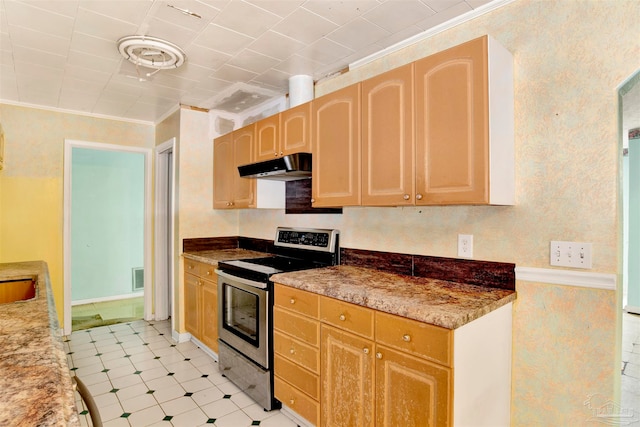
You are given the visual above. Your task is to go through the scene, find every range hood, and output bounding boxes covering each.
[238,153,312,181]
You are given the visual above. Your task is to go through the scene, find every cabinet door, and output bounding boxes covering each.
[362,64,415,206]
[415,36,488,205]
[375,345,451,427]
[184,273,200,337]
[255,115,280,162]
[233,126,256,208]
[201,277,218,352]
[312,84,361,207]
[321,325,374,427]
[213,134,234,209]
[281,102,312,155]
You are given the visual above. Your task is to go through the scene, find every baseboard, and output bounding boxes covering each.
[515,267,616,290]
[280,405,315,427]
[189,336,219,362]
[72,292,144,306]
[172,330,192,344]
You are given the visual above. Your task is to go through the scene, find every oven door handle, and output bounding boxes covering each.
[215,269,268,290]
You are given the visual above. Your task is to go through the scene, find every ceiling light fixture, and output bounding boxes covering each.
[117,35,186,71]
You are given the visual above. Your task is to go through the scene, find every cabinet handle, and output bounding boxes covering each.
[416,194,423,200]
[376,352,383,359]
[188,264,194,270]
[310,198,315,203]
[290,348,295,354]
[206,271,211,276]
[363,348,369,354]
[290,298,296,304]
[402,334,411,342]
[279,151,283,156]
[403,194,410,200]
[339,314,346,321]
[290,399,295,405]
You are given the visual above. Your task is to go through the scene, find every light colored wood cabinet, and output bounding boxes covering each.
[321,324,375,427]
[255,102,312,162]
[375,345,451,427]
[274,284,321,426]
[311,84,361,207]
[414,35,513,205]
[213,127,256,209]
[362,64,415,206]
[183,259,218,353]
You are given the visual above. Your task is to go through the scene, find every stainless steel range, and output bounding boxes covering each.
[215,227,340,410]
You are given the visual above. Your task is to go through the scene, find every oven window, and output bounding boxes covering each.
[223,284,259,346]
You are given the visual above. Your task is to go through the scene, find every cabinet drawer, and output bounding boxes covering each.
[274,306,320,347]
[274,284,319,318]
[199,263,216,281]
[275,376,320,426]
[320,297,374,339]
[375,311,452,366]
[274,330,320,374]
[185,259,200,275]
[275,354,319,400]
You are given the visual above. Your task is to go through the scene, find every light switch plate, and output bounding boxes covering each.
[550,241,592,269]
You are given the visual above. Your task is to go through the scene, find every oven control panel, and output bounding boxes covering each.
[275,227,339,252]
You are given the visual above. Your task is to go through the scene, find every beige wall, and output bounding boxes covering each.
[0,104,154,325]
[235,1,640,424]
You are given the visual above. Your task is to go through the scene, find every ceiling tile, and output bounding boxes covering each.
[78,0,154,26]
[8,25,70,56]
[273,54,322,76]
[66,50,120,74]
[375,25,425,48]
[73,8,138,43]
[212,1,281,38]
[58,88,100,111]
[466,0,494,8]
[326,17,390,51]
[3,1,75,39]
[298,38,354,66]
[248,30,306,60]
[252,68,291,91]
[184,45,231,69]
[421,0,466,13]
[228,49,280,74]
[271,8,338,45]
[302,0,379,25]
[149,0,219,32]
[245,0,303,18]
[144,17,199,48]
[14,0,79,18]
[210,64,258,82]
[64,64,112,85]
[12,45,66,69]
[193,76,233,93]
[416,1,472,30]
[69,32,121,62]
[364,0,436,33]
[193,23,254,56]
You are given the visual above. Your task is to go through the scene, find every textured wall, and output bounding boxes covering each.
[237,0,640,423]
[0,104,154,325]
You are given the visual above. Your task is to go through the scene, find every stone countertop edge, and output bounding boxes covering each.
[0,261,80,427]
[271,265,516,330]
[182,249,270,265]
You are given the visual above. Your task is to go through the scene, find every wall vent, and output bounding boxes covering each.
[132,267,144,291]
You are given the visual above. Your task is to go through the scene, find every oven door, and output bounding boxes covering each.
[216,270,269,369]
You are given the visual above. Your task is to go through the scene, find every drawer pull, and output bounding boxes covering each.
[376,352,383,359]
[206,271,211,275]
[363,348,369,354]
[290,298,296,304]
[290,348,295,354]
[188,264,194,270]
[416,194,423,200]
[290,399,295,405]
[339,314,346,321]
[402,334,411,342]
[403,194,410,200]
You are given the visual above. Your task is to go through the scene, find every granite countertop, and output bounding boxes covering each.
[271,265,516,330]
[0,261,80,426]
[183,249,270,265]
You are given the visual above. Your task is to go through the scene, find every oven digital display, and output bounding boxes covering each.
[223,285,259,346]
[278,230,329,247]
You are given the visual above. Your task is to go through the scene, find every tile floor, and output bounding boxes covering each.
[72,297,145,330]
[622,311,640,417]
[65,320,298,427]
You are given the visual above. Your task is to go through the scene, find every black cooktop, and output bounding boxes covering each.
[217,256,324,283]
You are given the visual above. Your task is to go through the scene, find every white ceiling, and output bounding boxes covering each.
[0,0,498,123]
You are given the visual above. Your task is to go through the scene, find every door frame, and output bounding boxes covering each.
[63,139,153,334]
[154,138,176,326]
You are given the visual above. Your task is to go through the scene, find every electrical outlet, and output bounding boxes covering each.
[550,241,592,269]
[458,234,473,258]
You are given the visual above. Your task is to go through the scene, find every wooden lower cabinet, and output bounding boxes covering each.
[184,259,218,353]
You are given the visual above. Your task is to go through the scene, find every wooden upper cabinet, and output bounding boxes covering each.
[362,64,415,206]
[213,127,256,209]
[255,115,280,162]
[312,84,361,207]
[415,35,514,205]
[281,102,312,155]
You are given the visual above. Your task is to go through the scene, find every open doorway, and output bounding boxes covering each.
[619,70,640,415]
[63,140,152,334]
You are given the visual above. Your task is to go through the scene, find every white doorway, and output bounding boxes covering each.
[63,140,152,335]
[154,138,176,328]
